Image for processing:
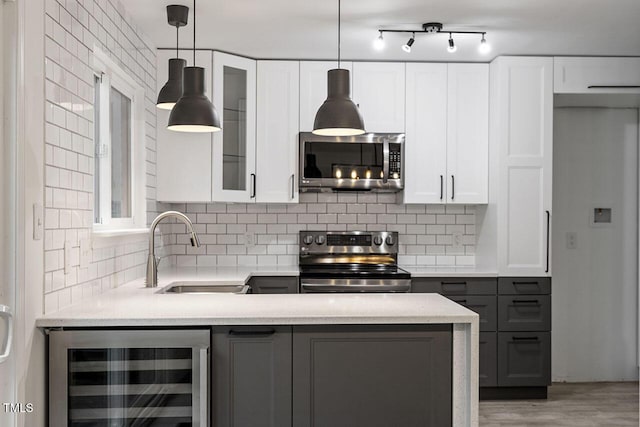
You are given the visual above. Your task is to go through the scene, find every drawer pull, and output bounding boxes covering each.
[512,299,540,305]
[512,336,539,341]
[229,329,276,336]
[442,281,467,286]
[512,281,539,286]
[453,299,467,304]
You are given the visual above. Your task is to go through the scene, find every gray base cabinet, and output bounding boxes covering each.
[479,332,498,387]
[212,326,292,427]
[248,276,299,294]
[292,325,452,427]
[497,331,551,387]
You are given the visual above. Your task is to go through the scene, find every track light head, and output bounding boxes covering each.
[374,32,385,50]
[402,34,415,53]
[447,35,457,53]
[478,34,491,54]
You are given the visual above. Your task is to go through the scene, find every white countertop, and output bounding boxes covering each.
[36,266,478,328]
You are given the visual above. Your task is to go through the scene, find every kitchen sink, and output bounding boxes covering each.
[160,281,250,294]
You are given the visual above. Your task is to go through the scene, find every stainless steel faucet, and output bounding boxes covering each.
[146,211,201,287]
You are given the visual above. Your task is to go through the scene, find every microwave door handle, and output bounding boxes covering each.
[382,139,389,183]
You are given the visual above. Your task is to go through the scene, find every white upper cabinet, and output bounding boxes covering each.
[404,63,448,204]
[554,57,640,94]
[299,61,352,132]
[212,52,257,203]
[157,49,213,203]
[404,63,488,204]
[352,62,406,133]
[491,57,553,276]
[446,64,489,204]
[256,61,300,203]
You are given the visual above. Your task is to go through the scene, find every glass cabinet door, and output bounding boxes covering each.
[49,330,209,427]
[212,52,256,202]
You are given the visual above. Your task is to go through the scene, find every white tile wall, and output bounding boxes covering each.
[169,194,476,267]
[43,0,168,313]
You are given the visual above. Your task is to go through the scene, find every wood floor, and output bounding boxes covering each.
[479,382,639,426]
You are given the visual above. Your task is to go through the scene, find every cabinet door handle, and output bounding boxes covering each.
[0,305,13,363]
[290,174,295,200]
[440,175,443,200]
[229,329,276,336]
[587,85,640,89]
[545,210,551,273]
[512,336,539,342]
[250,173,256,198]
[451,175,455,200]
[512,299,540,305]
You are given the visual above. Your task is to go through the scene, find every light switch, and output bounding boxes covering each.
[243,232,255,248]
[452,231,463,251]
[566,232,577,249]
[33,203,43,241]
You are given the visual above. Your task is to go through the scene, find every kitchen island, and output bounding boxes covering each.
[37,267,479,426]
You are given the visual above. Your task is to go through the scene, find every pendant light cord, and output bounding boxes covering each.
[337,0,341,69]
[176,25,179,58]
[193,0,196,65]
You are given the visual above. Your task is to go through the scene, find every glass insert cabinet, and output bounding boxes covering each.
[49,330,209,426]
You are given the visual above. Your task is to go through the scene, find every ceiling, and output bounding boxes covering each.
[123,0,640,62]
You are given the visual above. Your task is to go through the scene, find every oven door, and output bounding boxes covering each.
[299,132,404,192]
[300,278,411,293]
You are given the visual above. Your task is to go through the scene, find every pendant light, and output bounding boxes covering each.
[312,0,365,136]
[168,0,221,133]
[157,6,189,110]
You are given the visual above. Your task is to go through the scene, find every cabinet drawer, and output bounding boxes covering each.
[498,277,551,295]
[479,332,497,387]
[249,276,299,294]
[554,57,640,94]
[497,332,551,387]
[498,295,551,331]
[412,278,497,295]
[448,295,497,332]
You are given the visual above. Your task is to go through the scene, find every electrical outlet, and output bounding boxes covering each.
[452,231,463,251]
[33,203,43,240]
[243,232,255,248]
[79,238,91,268]
[566,232,577,249]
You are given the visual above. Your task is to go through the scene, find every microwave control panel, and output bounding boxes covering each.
[389,143,402,178]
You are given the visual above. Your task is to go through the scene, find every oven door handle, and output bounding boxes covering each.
[300,282,411,293]
[382,138,389,184]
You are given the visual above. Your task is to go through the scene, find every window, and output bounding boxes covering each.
[92,47,145,231]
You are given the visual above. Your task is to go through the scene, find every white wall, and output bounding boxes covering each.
[552,107,639,381]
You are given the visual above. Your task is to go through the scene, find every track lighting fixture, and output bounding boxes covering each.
[374,31,385,50]
[374,22,489,54]
[478,34,491,54]
[447,34,457,53]
[402,34,415,53]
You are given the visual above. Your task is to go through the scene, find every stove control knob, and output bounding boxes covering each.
[303,235,314,245]
[315,235,326,245]
[385,235,396,246]
[373,236,384,246]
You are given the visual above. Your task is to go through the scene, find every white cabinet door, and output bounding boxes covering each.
[212,52,257,203]
[447,64,489,204]
[256,61,299,203]
[157,50,213,202]
[404,63,448,204]
[352,62,405,133]
[299,61,352,132]
[554,57,640,94]
[492,57,553,276]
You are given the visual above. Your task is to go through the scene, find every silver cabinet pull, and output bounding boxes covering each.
[0,305,13,364]
[451,175,455,200]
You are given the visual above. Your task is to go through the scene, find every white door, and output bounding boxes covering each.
[156,50,213,202]
[0,1,17,425]
[299,61,352,132]
[403,63,448,204]
[352,62,405,133]
[212,52,257,203]
[256,61,299,203]
[446,64,489,204]
[494,57,553,276]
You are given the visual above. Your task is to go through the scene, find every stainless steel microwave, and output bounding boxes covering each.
[299,132,404,192]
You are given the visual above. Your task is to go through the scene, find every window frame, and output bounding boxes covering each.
[92,47,146,232]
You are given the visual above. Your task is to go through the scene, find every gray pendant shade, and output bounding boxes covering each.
[313,68,365,136]
[167,66,221,133]
[156,58,186,110]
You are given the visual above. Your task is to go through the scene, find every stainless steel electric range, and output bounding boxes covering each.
[299,231,411,293]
